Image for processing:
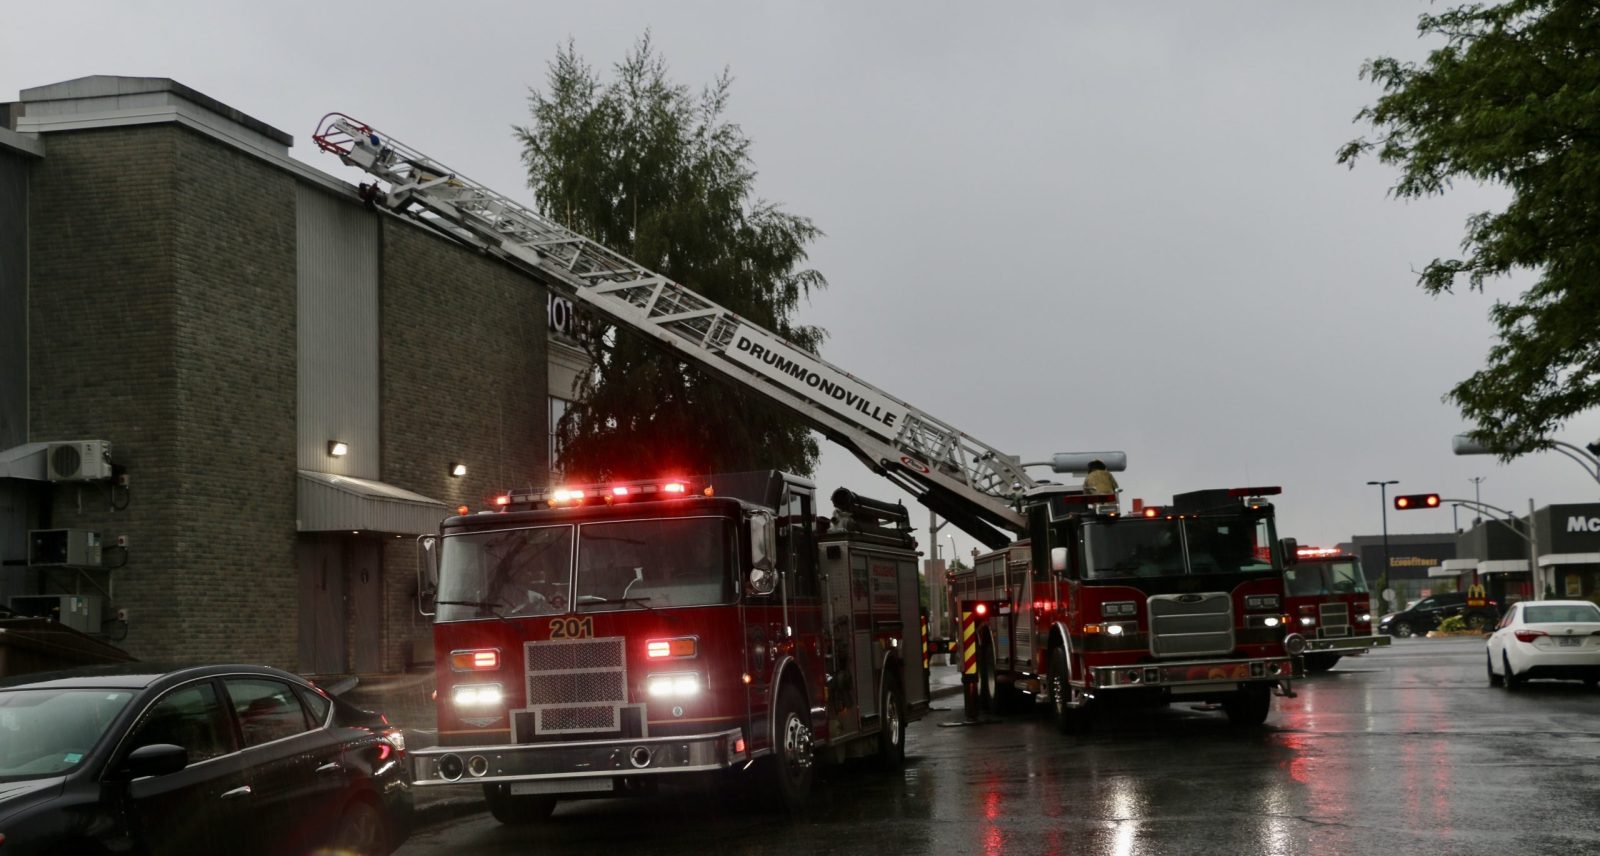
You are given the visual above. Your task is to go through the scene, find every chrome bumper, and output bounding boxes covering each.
[1306,634,1390,653]
[1090,655,1295,690]
[412,728,746,789]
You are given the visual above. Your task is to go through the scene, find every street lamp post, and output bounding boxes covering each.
[1367,480,1399,610]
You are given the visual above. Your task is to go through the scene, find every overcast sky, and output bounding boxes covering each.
[7,2,1597,561]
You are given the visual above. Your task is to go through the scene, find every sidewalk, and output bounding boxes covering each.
[338,659,969,830]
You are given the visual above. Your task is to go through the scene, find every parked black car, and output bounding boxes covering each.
[1379,591,1501,637]
[0,663,411,855]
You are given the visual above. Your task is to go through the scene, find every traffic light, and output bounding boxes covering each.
[1394,493,1441,510]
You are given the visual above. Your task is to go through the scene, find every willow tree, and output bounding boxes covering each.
[1339,1,1600,457]
[518,36,826,481]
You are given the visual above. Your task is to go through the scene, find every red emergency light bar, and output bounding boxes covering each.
[499,478,710,510]
[1295,546,1346,559]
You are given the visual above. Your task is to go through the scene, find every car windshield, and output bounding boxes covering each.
[575,517,733,611]
[1284,560,1368,596]
[0,688,133,781]
[1522,603,1600,624]
[1083,515,1277,579]
[437,516,733,620]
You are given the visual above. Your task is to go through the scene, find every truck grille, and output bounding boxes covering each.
[1318,602,1351,638]
[1148,593,1234,657]
[521,637,628,736]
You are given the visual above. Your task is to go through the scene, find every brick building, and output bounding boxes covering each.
[0,76,583,675]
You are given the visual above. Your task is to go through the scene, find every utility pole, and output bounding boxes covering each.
[1367,480,1399,609]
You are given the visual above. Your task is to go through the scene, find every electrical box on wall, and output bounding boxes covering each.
[46,439,113,482]
[8,595,103,633]
[28,529,102,567]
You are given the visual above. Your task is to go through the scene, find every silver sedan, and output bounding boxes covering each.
[1486,600,1600,688]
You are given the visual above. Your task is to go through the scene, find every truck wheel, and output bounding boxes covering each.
[765,685,814,811]
[977,640,996,713]
[483,783,557,824]
[1222,687,1271,727]
[1304,653,1341,673]
[1048,647,1087,734]
[877,678,906,769]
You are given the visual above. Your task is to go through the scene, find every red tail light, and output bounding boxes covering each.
[974,603,989,617]
[493,494,511,508]
[1514,629,1548,643]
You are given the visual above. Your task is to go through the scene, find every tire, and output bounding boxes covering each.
[332,797,388,855]
[1465,613,1490,632]
[764,685,814,812]
[1048,647,1088,734]
[877,676,907,769]
[1223,686,1271,727]
[1502,653,1523,690]
[1391,621,1414,639]
[1304,653,1341,673]
[484,783,557,825]
[977,640,996,714]
[1487,651,1503,687]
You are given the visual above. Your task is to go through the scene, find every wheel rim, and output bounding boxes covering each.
[1395,623,1412,638]
[781,710,813,777]
[885,694,902,747]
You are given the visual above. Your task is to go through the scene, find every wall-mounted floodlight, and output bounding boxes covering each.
[328,441,349,457]
[450,463,467,478]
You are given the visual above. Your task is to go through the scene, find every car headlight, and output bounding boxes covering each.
[452,683,503,707]
[647,673,700,698]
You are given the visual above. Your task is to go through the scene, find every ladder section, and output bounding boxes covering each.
[313,114,1033,545]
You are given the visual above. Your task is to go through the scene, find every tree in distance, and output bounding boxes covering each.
[1339,1,1600,459]
[517,35,826,481]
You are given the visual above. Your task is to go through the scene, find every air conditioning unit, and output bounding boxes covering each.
[46,439,113,482]
[7,594,103,633]
[28,529,102,568]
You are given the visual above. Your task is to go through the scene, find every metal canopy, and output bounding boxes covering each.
[296,469,448,535]
[0,443,48,481]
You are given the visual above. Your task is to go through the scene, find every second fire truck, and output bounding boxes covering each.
[951,488,1306,728]
[1282,546,1389,672]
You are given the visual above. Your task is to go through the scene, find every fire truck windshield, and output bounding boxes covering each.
[575,517,733,611]
[1082,516,1277,579]
[438,525,574,622]
[437,517,733,621]
[1284,559,1368,596]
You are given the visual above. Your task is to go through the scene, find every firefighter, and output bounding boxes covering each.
[1083,459,1119,495]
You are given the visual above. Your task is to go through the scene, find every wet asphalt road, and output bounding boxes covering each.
[395,638,1600,856]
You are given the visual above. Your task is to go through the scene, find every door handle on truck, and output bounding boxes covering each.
[220,785,252,800]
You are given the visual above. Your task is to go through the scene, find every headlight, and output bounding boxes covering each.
[1299,616,1316,627]
[1263,616,1281,628]
[1357,613,1372,623]
[452,683,503,707]
[647,673,700,698]
[1105,623,1125,637]
[1246,595,1281,610]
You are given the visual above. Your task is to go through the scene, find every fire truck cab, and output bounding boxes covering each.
[411,471,926,820]
[1283,546,1389,672]
[952,485,1305,729]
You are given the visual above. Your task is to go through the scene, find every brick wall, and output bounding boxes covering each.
[377,219,549,672]
[29,125,298,667]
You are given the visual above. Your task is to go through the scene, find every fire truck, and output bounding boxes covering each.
[1283,546,1389,672]
[951,489,1305,728]
[411,471,925,818]
[310,114,1303,811]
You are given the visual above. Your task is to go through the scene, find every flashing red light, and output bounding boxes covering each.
[1296,546,1344,558]
[612,486,631,497]
[974,602,989,617]
[735,737,746,753]
[1142,506,1163,518]
[1513,629,1548,643]
[456,505,470,516]
[1394,493,1441,510]
[450,649,501,671]
[646,638,697,658]
[492,495,511,508]
[663,482,688,494]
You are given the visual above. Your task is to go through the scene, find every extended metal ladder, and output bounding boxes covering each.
[313,114,1034,547]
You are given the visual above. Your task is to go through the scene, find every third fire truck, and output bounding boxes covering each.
[951,489,1305,728]
[1283,546,1389,672]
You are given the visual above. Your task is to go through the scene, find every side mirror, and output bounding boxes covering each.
[748,511,778,596]
[416,535,440,616]
[1050,546,1068,573]
[122,743,188,779]
[1279,538,1298,567]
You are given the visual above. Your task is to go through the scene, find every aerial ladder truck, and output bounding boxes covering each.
[312,114,1304,817]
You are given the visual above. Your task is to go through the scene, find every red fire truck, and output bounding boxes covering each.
[1283,546,1388,672]
[950,488,1305,729]
[411,472,927,819]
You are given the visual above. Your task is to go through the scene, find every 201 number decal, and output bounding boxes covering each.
[548,617,595,639]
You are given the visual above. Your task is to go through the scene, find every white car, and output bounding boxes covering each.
[1486,600,1600,688]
